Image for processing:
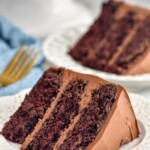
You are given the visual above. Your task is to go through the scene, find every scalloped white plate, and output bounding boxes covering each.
[43,25,150,92]
[0,89,150,150]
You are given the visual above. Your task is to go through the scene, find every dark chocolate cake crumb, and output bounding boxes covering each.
[1,68,64,144]
[83,11,136,70]
[69,1,121,62]
[26,79,87,150]
[59,84,117,150]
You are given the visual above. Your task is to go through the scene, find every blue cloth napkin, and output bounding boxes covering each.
[0,16,44,96]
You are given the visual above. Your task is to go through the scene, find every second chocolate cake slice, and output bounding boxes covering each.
[69,0,150,75]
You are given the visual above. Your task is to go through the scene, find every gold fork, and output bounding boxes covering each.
[0,47,39,86]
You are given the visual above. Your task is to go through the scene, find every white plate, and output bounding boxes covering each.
[43,25,150,92]
[0,89,150,150]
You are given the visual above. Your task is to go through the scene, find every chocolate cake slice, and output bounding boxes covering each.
[69,0,150,75]
[18,67,139,150]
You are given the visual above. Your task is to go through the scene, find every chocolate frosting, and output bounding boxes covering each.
[127,50,150,75]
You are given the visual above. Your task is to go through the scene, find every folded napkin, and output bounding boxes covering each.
[0,16,44,96]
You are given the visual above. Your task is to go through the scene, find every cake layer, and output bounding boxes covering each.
[1,68,64,144]
[104,15,150,74]
[69,1,121,62]
[83,11,136,70]
[59,84,117,150]
[23,79,87,150]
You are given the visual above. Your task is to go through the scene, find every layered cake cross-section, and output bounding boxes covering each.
[1,67,139,150]
[1,68,64,144]
[69,0,150,75]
